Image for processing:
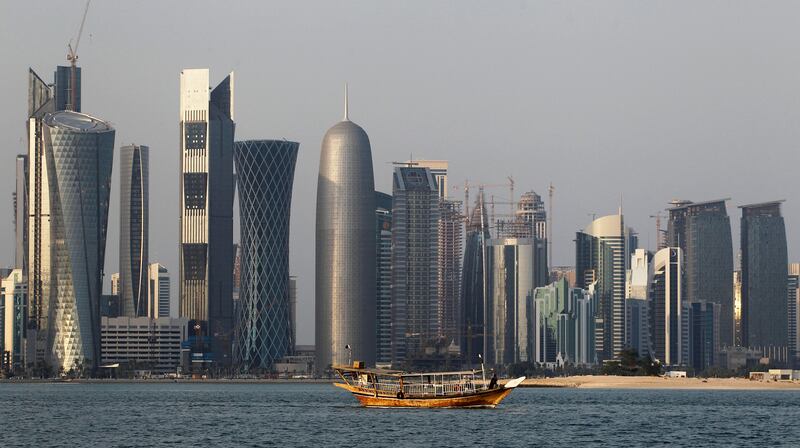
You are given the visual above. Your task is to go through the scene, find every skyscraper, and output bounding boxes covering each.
[233,139,299,370]
[789,264,800,362]
[534,278,596,365]
[575,213,628,361]
[626,249,651,358]
[43,110,115,372]
[667,199,733,348]
[119,144,149,317]
[25,69,55,369]
[53,66,81,113]
[649,247,684,366]
[409,160,448,199]
[488,237,535,366]
[461,191,490,365]
[179,69,235,366]
[2,269,27,371]
[375,191,393,364]
[740,201,788,351]
[391,166,439,365]
[437,199,463,347]
[315,89,376,373]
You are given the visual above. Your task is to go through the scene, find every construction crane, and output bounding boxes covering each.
[547,182,554,269]
[66,0,91,112]
[649,211,667,250]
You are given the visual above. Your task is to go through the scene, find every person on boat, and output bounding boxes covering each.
[488,372,498,389]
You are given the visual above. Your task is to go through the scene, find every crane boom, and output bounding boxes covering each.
[66,0,91,111]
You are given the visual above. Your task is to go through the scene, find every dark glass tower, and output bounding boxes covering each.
[667,199,733,348]
[461,191,490,366]
[119,145,149,317]
[43,110,115,372]
[54,66,81,112]
[233,140,299,371]
[315,90,376,374]
[179,69,235,366]
[740,201,788,350]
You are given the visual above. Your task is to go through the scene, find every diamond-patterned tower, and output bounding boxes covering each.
[43,111,115,372]
[316,88,377,374]
[119,145,149,317]
[233,140,299,370]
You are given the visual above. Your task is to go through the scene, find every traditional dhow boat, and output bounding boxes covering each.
[333,364,525,408]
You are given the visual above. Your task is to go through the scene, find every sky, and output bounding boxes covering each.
[1,1,798,345]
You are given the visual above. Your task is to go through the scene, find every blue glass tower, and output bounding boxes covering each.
[233,140,299,370]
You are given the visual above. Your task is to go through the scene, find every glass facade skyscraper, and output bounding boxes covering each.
[740,201,788,351]
[43,110,115,372]
[575,214,628,362]
[649,247,684,366]
[461,192,490,366]
[391,167,439,365]
[119,145,149,317]
[667,199,733,348]
[315,93,376,373]
[179,69,235,366]
[233,140,299,370]
[54,66,81,113]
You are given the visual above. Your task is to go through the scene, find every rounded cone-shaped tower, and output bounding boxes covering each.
[315,89,376,374]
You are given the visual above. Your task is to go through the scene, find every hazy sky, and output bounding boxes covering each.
[1,1,798,345]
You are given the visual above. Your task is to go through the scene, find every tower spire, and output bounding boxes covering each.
[344,83,349,121]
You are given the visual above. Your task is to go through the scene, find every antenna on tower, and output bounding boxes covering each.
[343,83,349,121]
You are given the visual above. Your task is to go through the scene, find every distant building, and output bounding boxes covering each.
[790,263,800,361]
[626,249,651,358]
[488,237,536,366]
[14,154,26,271]
[496,191,549,289]
[100,294,120,318]
[1,269,27,371]
[119,144,149,317]
[315,90,376,373]
[111,272,120,296]
[649,248,684,366]
[534,278,596,366]
[375,191,393,364]
[53,65,80,112]
[461,192,490,366]
[289,277,297,350]
[233,140,299,370]
[740,201,788,352]
[437,200,463,348]
[101,317,188,373]
[733,270,742,346]
[179,68,235,367]
[550,266,576,286]
[391,167,439,364]
[576,213,628,362]
[44,110,115,372]
[147,263,170,318]
[667,199,733,348]
[685,301,721,371]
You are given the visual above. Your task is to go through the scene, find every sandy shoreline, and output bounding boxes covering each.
[519,375,800,390]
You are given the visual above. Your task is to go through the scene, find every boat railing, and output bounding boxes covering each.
[353,379,488,397]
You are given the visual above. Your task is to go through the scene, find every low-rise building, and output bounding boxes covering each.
[101,316,188,373]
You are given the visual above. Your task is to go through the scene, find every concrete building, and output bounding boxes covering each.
[649,248,684,367]
[375,191,393,364]
[111,272,120,296]
[2,269,27,371]
[179,69,235,366]
[790,263,800,361]
[733,269,742,347]
[147,263,170,318]
[575,213,628,361]
[315,89,376,373]
[496,191,549,289]
[534,278,596,366]
[550,266,576,286]
[461,192,490,367]
[391,166,439,365]
[44,110,115,372]
[740,201,788,352]
[233,140,299,370]
[101,317,189,373]
[119,144,149,317]
[487,238,535,366]
[437,199,463,347]
[667,199,733,348]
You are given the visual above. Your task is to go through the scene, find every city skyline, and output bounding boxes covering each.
[1,1,799,345]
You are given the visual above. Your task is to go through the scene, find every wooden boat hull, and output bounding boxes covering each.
[334,383,514,408]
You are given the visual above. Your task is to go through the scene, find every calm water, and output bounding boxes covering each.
[1,382,799,447]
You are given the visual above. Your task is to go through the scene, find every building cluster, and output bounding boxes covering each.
[1,58,795,379]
